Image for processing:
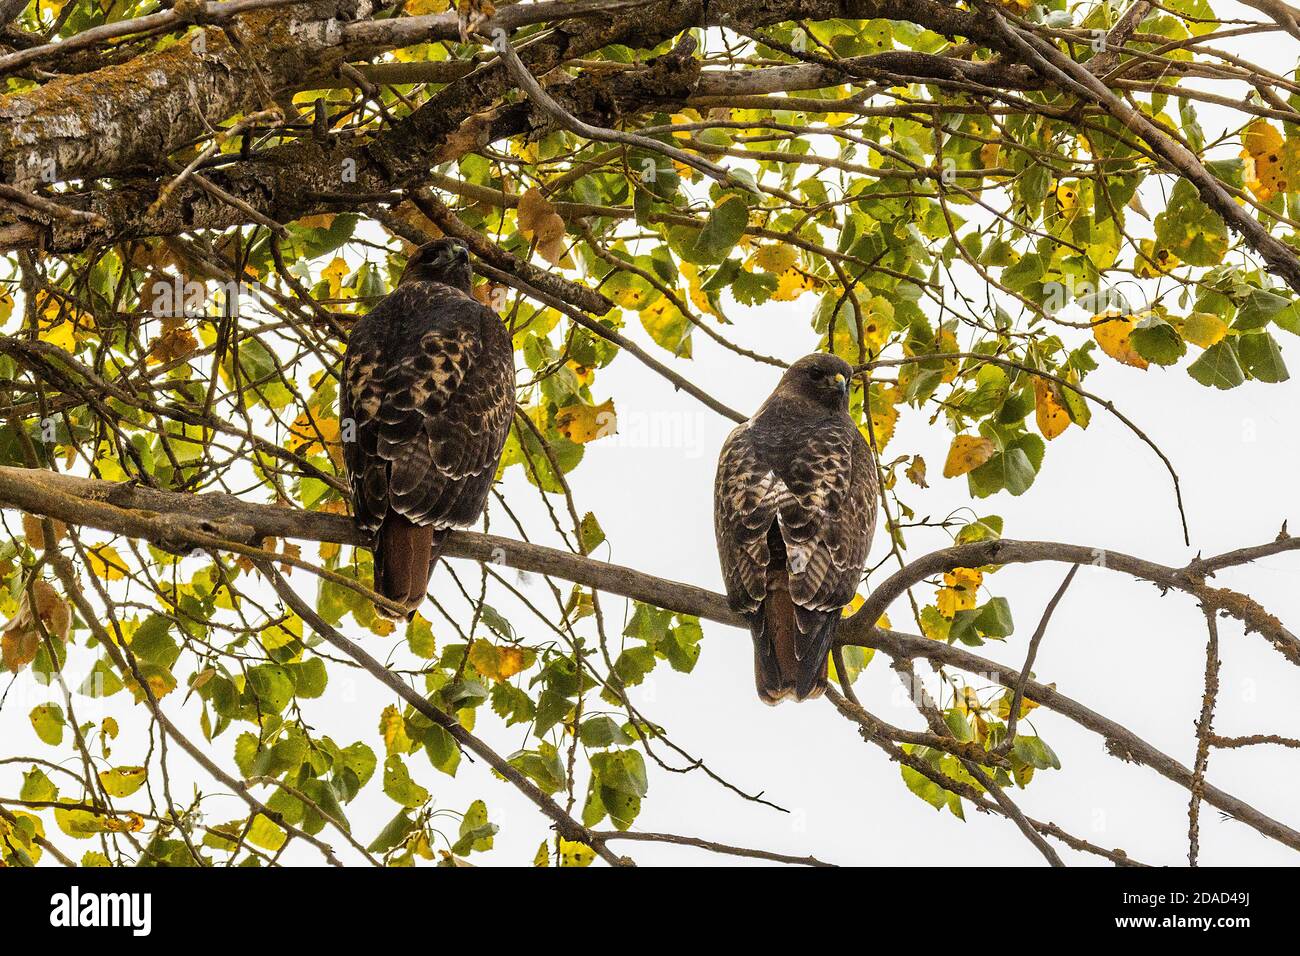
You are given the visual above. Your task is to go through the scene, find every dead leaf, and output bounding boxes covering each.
[1091,312,1149,369]
[1033,378,1071,440]
[943,435,996,478]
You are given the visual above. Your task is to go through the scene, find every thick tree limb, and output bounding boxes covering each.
[0,0,1002,251]
[2,466,1298,857]
[0,0,373,190]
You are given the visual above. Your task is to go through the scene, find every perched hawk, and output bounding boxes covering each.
[341,238,515,619]
[714,354,878,703]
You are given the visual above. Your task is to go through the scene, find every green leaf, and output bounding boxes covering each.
[288,658,327,698]
[1238,332,1290,383]
[245,664,295,714]
[660,618,703,673]
[407,614,436,658]
[451,799,497,855]
[948,597,1013,645]
[611,645,656,690]
[129,614,180,668]
[424,723,461,777]
[1012,735,1062,770]
[578,512,605,554]
[20,767,57,803]
[533,689,572,737]
[590,749,648,798]
[490,682,536,726]
[509,744,567,794]
[691,194,749,263]
[1234,289,1291,331]
[901,762,948,810]
[1187,339,1245,389]
[382,755,430,808]
[29,703,64,745]
[367,811,416,853]
[1153,178,1228,266]
[579,716,633,748]
[1129,316,1186,366]
[968,434,1044,498]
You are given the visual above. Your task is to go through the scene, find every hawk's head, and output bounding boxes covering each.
[778,353,852,411]
[402,238,473,292]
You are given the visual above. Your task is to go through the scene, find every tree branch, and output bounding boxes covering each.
[2,466,1297,857]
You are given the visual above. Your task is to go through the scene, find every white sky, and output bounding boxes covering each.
[3,1,1300,867]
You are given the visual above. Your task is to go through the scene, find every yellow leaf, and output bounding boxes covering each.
[773,267,818,301]
[751,244,797,274]
[1241,120,1294,201]
[1033,378,1071,440]
[41,320,77,353]
[943,435,995,478]
[247,813,287,852]
[260,613,301,650]
[1091,312,1149,369]
[98,766,147,798]
[866,400,898,450]
[638,298,691,356]
[406,0,450,12]
[1052,181,1079,220]
[554,399,616,444]
[379,704,413,755]
[1181,312,1228,349]
[86,545,128,581]
[1135,240,1179,277]
[995,687,1047,720]
[322,256,349,298]
[680,262,719,319]
[559,838,595,867]
[935,329,960,383]
[288,410,342,464]
[567,360,595,387]
[55,808,144,839]
[937,568,982,617]
[468,638,532,681]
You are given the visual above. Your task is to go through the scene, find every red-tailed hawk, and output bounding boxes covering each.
[714,354,878,703]
[341,238,515,618]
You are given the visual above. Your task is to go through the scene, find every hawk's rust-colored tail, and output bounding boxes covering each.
[751,574,835,704]
[373,516,446,619]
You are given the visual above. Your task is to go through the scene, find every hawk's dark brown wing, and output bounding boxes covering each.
[342,281,515,616]
[715,409,877,702]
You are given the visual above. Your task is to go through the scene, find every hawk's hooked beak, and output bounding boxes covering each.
[834,372,848,396]
[453,245,470,264]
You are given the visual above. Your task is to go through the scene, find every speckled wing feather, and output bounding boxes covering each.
[342,280,515,613]
[779,419,876,615]
[714,400,877,702]
[714,423,779,616]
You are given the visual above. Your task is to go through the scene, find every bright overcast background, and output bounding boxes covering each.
[3,2,1300,867]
